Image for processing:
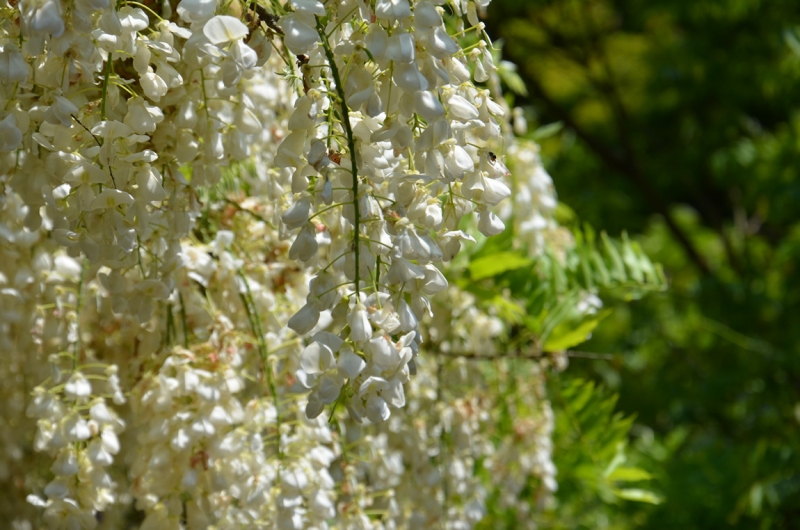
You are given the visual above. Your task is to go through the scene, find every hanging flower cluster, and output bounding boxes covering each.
[0,0,567,527]
[277,0,514,424]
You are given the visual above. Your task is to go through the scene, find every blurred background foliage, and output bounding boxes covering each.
[480,0,800,528]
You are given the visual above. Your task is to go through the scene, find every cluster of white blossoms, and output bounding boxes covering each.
[0,0,568,527]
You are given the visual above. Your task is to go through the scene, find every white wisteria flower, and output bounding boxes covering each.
[0,0,568,526]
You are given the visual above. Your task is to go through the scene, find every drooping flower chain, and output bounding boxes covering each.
[0,0,563,526]
[279,0,513,423]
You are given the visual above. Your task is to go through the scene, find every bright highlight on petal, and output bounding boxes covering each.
[203,15,249,44]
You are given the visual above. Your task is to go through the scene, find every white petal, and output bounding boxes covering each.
[366,395,391,423]
[30,0,65,37]
[0,46,29,83]
[393,63,428,92]
[482,177,512,205]
[289,226,318,262]
[64,373,92,399]
[204,15,249,44]
[478,209,505,236]
[288,303,320,335]
[89,189,134,210]
[305,395,324,418]
[300,342,334,375]
[414,1,442,27]
[171,428,191,450]
[414,91,445,121]
[318,375,341,404]
[366,24,388,59]
[429,26,460,59]
[347,303,372,343]
[177,0,216,23]
[453,145,475,171]
[385,33,415,63]
[448,94,480,120]
[337,346,366,379]
[310,330,344,352]
[0,114,22,151]
[101,428,120,454]
[420,264,448,295]
[282,14,319,54]
[366,337,399,370]
[281,196,311,229]
[290,0,325,16]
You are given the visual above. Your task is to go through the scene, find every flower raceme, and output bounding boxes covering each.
[0,0,563,526]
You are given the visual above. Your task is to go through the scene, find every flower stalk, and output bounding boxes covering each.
[316,16,361,297]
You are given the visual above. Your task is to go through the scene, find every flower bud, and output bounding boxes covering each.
[65,372,92,400]
[348,301,372,343]
[0,45,29,83]
[288,225,318,262]
[366,395,391,423]
[0,114,22,151]
[281,196,311,229]
[414,91,445,121]
[288,303,320,335]
[478,209,505,236]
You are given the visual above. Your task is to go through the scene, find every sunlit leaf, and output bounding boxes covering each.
[544,309,612,352]
[532,121,564,140]
[468,251,532,280]
[613,488,663,505]
[608,467,654,483]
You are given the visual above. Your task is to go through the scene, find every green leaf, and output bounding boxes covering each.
[489,294,526,325]
[468,252,532,281]
[620,232,644,283]
[631,240,659,284]
[548,248,568,294]
[784,28,800,56]
[612,488,663,505]
[607,467,654,483]
[554,201,577,225]
[498,61,528,96]
[579,244,596,290]
[590,249,611,286]
[603,445,626,478]
[532,121,564,140]
[601,231,627,282]
[544,308,612,352]
[539,291,582,345]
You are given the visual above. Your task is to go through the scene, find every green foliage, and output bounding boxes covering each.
[532,121,565,141]
[561,379,661,501]
[468,252,533,281]
[485,0,800,528]
[544,308,610,352]
[453,220,665,526]
[537,378,661,529]
[458,222,665,357]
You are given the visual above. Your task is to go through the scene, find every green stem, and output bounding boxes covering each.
[237,270,282,463]
[308,200,351,221]
[321,250,351,272]
[122,1,164,20]
[101,54,113,121]
[178,290,189,348]
[375,255,381,285]
[164,301,174,348]
[316,17,361,298]
[223,198,276,228]
[72,261,86,371]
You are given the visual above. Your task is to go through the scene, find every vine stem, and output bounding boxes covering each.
[316,17,361,298]
[100,53,113,121]
[237,270,283,469]
[72,261,86,371]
